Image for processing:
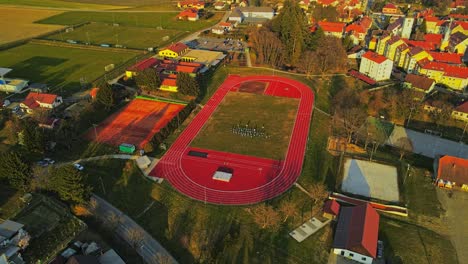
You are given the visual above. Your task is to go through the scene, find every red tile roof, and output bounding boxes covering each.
[23,92,58,109]
[425,16,441,22]
[90,87,99,99]
[423,34,443,44]
[449,14,468,20]
[163,42,189,54]
[175,65,198,73]
[219,22,232,27]
[178,8,199,18]
[323,200,340,216]
[127,58,159,72]
[422,62,468,78]
[162,78,177,86]
[333,203,380,258]
[428,52,462,64]
[437,156,468,185]
[405,40,437,51]
[318,21,346,33]
[383,3,397,9]
[455,101,468,114]
[348,69,377,85]
[404,74,435,91]
[362,51,388,64]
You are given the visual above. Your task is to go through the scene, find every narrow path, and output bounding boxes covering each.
[90,195,178,264]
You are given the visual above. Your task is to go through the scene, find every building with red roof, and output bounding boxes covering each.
[332,203,380,264]
[452,101,468,121]
[323,200,341,220]
[424,34,443,45]
[359,51,393,81]
[125,58,159,78]
[20,92,63,113]
[345,16,372,43]
[318,21,346,38]
[418,62,468,91]
[382,3,398,14]
[428,52,462,64]
[435,156,468,191]
[404,73,435,93]
[177,0,205,9]
[160,78,178,92]
[177,8,199,21]
[158,42,189,58]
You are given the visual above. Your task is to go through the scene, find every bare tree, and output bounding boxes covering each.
[298,51,315,78]
[395,137,413,160]
[309,183,329,216]
[428,100,453,129]
[126,227,144,248]
[395,88,422,126]
[310,36,348,76]
[250,27,285,67]
[247,204,281,230]
[278,200,297,222]
[107,212,122,231]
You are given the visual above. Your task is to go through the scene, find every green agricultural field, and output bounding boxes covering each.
[191,92,299,160]
[0,43,137,95]
[46,23,185,49]
[0,0,124,9]
[38,11,224,32]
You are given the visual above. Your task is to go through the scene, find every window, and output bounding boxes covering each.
[341,251,345,256]
[349,253,354,257]
[362,257,367,261]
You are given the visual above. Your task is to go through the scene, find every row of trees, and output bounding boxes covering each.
[250,0,347,75]
[0,151,90,204]
[133,69,201,97]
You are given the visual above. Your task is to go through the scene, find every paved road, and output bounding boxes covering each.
[90,195,178,264]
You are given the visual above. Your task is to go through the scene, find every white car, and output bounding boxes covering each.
[43,158,55,165]
[73,163,84,171]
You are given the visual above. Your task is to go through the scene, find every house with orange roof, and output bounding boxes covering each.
[382,3,398,14]
[403,46,432,73]
[359,51,393,81]
[318,21,346,38]
[177,0,205,9]
[428,52,463,65]
[158,42,189,58]
[404,73,435,93]
[417,62,468,91]
[450,21,468,35]
[125,57,159,78]
[451,101,468,122]
[345,16,372,44]
[435,156,468,191]
[20,92,63,114]
[214,1,225,10]
[443,32,468,54]
[177,8,199,21]
[424,16,445,34]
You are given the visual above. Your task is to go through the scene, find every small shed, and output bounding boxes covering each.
[323,199,340,220]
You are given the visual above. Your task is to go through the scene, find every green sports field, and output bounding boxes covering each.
[45,23,185,49]
[38,11,224,32]
[0,43,137,95]
[191,92,299,160]
[0,0,124,9]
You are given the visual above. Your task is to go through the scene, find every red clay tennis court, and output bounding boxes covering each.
[87,98,184,148]
[150,75,314,205]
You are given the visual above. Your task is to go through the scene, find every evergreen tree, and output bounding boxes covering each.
[177,73,200,97]
[49,166,91,204]
[21,119,45,153]
[95,84,114,110]
[0,152,31,192]
[135,68,161,92]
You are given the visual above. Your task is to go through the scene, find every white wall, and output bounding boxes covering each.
[333,248,373,264]
[359,57,393,81]
[401,17,414,39]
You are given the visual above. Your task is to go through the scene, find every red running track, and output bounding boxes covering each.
[150,75,314,205]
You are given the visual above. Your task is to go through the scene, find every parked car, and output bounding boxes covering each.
[37,160,48,167]
[73,163,84,171]
[43,158,55,165]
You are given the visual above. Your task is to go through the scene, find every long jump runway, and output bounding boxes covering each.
[150,75,314,205]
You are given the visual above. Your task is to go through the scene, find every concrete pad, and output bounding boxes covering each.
[289,218,330,242]
[341,159,399,202]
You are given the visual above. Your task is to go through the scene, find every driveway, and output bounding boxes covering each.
[437,189,468,264]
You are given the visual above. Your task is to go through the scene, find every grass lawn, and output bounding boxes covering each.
[38,11,224,32]
[0,186,25,220]
[404,167,442,218]
[191,92,299,159]
[0,0,126,9]
[84,159,332,263]
[380,217,457,264]
[0,43,137,95]
[45,22,186,49]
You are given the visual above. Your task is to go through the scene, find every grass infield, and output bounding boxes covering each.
[191,91,299,160]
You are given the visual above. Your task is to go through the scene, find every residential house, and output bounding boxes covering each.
[387,17,403,35]
[228,8,244,23]
[347,46,366,59]
[404,73,435,93]
[428,51,463,64]
[345,16,372,44]
[451,21,468,35]
[158,43,189,58]
[417,62,468,91]
[212,26,225,35]
[332,203,380,264]
[359,51,393,81]
[368,36,378,51]
[159,78,178,92]
[177,8,199,21]
[28,83,49,93]
[382,3,398,14]
[38,118,60,130]
[403,46,432,73]
[318,21,346,38]
[0,68,29,94]
[125,57,159,78]
[177,0,205,9]
[451,101,468,122]
[435,156,468,191]
[444,32,468,54]
[394,42,409,68]
[20,92,63,114]
[425,16,443,34]
[323,200,340,220]
[0,220,29,264]
[219,22,234,31]
[376,33,391,55]
[214,2,225,10]
[401,17,414,38]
